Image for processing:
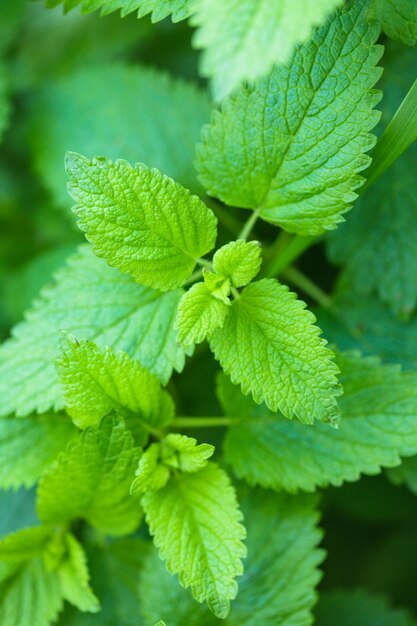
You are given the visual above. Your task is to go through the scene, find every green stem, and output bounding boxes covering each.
[265,234,316,277]
[364,77,417,190]
[281,266,334,310]
[197,258,213,270]
[238,208,260,241]
[184,269,203,286]
[171,415,270,428]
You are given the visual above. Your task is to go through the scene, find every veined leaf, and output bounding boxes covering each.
[209,278,341,425]
[140,490,323,626]
[0,413,76,490]
[370,0,417,46]
[315,589,417,626]
[175,282,230,347]
[58,534,100,613]
[29,65,210,206]
[37,416,142,536]
[191,0,343,99]
[220,351,417,492]
[46,0,193,22]
[212,240,262,288]
[57,336,174,434]
[67,154,217,291]
[0,245,189,418]
[143,463,246,618]
[196,1,382,235]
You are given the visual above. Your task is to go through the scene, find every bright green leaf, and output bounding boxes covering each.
[221,351,417,492]
[46,0,193,22]
[370,0,417,46]
[191,0,343,99]
[67,154,218,291]
[175,282,230,347]
[209,278,341,425]
[196,1,382,235]
[37,416,142,536]
[140,489,324,626]
[29,65,210,206]
[143,463,246,618]
[212,240,262,288]
[0,413,76,490]
[57,336,174,433]
[0,246,189,418]
[58,533,100,614]
[130,444,171,496]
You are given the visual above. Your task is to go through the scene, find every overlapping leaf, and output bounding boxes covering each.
[46,0,192,22]
[196,1,382,235]
[370,0,417,45]
[0,246,189,417]
[221,351,417,492]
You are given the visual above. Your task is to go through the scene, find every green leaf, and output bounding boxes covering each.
[58,534,100,613]
[57,336,174,433]
[327,46,417,317]
[196,1,382,235]
[212,240,262,288]
[0,245,189,417]
[0,65,9,143]
[191,0,343,99]
[220,351,417,492]
[388,455,417,496]
[46,0,193,22]
[67,154,217,291]
[0,557,64,626]
[139,490,323,626]
[315,589,417,626]
[37,416,142,536]
[142,462,246,618]
[131,434,214,495]
[29,64,210,206]
[370,0,417,46]
[0,413,76,490]
[209,278,341,425]
[0,526,53,562]
[175,283,230,347]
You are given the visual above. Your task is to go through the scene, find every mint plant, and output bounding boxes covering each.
[1,0,417,624]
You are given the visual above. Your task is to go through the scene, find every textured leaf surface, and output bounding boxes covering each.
[370,0,417,45]
[327,46,417,317]
[67,154,217,291]
[57,336,174,432]
[0,246,188,417]
[212,240,262,288]
[209,278,341,424]
[143,463,246,618]
[140,490,323,626]
[196,1,382,235]
[315,589,417,626]
[37,416,142,536]
[0,414,76,489]
[191,0,343,99]
[221,351,417,492]
[29,65,210,206]
[46,0,192,22]
[175,282,230,347]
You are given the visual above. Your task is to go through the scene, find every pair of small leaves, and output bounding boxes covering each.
[0,526,98,625]
[175,239,262,347]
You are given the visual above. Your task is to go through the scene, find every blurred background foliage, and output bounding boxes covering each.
[1,1,417,622]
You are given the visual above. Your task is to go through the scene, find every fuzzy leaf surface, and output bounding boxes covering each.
[209,278,341,424]
[0,246,188,418]
[142,463,246,618]
[37,416,142,536]
[196,1,382,235]
[0,414,76,490]
[221,351,417,492]
[191,0,343,99]
[175,282,230,347]
[140,490,323,626]
[67,154,217,291]
[57,337,174,432]
[46,0,192,22]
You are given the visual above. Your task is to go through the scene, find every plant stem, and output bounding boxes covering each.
[197,258,213,270]
[171,416,270,428]
[238,208,260,240]
[281,266,334,310]
[265,234,317,277]
[364,77,417,190]
[184,269,203,286]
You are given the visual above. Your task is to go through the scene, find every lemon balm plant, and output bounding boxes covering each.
[0,0,417,624]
